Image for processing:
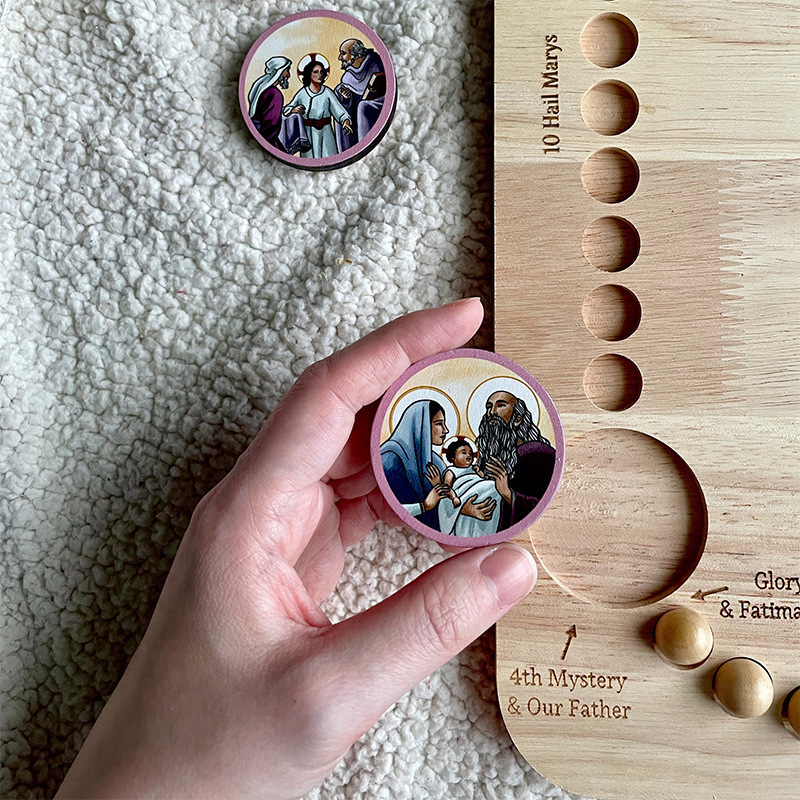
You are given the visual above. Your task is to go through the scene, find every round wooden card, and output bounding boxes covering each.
[371,349,564,548]
[239,10,397,170]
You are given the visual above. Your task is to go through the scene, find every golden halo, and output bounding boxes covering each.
[297,53,330,79]
[388,386,460,439]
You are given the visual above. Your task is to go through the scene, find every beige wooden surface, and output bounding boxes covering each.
[494,1,800,798]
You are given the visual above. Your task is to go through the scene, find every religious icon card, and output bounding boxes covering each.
[239,10,397,170]
[372,349,565,547]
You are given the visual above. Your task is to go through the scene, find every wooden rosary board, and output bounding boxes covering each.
[493,1,800,798]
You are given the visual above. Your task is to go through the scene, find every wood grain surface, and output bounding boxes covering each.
[494,1,800,797]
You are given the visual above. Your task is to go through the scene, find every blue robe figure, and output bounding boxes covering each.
[380,400,447,531]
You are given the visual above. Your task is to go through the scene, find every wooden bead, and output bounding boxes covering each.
[713,658,774,719]
[653,607,714,668]
[785,688,800,738]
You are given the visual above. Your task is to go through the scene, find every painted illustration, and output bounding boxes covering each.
[374,352,563,544]
[247,56,293,151]
[240,12,395,168]
[281,56,353,158]
[333,39,387,152]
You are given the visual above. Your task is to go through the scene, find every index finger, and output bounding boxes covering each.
[235,298,484,493]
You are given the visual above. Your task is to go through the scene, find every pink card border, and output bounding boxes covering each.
[239,10,397,170]
[370,348,566,549]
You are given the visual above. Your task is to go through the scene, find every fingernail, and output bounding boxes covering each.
[480,544,538,609]
[445,296,483,308]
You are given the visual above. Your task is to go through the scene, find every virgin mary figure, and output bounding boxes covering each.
[380,400,449,531]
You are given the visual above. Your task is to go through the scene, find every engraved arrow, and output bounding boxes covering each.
[561,625,577,660]
[691,586,729,602]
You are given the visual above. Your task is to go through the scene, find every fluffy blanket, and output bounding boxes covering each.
[0,1,582,797]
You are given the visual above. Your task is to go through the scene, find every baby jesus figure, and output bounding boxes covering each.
[435,439,503,538]
[442,440,481,505]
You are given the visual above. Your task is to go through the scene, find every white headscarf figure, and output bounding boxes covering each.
[248,56,292,118]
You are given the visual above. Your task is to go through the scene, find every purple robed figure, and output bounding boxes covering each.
[333,39,386,153]
[251,87,285,151]
[248,56,294,152]
[475,391,556,531]
[497,440,556,530]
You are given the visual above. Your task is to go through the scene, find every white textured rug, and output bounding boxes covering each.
[0,1,586,797]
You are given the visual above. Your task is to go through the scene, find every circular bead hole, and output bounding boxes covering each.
[582,80,639,135]
[582,284,641,341]
[583,353,642,411]
[581,13,638,68]
[530,429,708,607]
[582,216,640,272]
[581,148,639,204]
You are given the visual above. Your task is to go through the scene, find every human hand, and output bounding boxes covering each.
[56,299,537,800]
[343,118,353,134]
[424,462,443,486]
[433,482,461,508]
[422,482,450,512]
[340,87,352,99]
[422,463,448,511]
[485,456,512,505]
[461,494,497,521]
[291,105,305,115]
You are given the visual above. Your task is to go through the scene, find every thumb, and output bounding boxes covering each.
[321,543,537,738]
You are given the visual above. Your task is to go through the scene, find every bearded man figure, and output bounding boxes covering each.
[475,391,556,531]
[247,56,292,151]
[333,38,386,152]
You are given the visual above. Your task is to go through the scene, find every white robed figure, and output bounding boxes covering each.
[283,58,352,159]
[438,440,502,538]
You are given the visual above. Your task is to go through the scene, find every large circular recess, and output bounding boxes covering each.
[531,429,708,607]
